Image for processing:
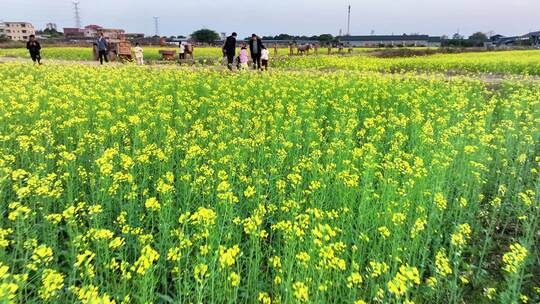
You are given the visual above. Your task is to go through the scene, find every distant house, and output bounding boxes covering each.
[493,31,540,46]
[63,27,85,38]
[339,35,439,47]
[427,37,442,47]
[84,24,103,38]
[63,24,126,41]
[525,31,540,46]
[259,39,320,46]
[99,28,126,40]
[0,22,35,41]
[489,34,505,42]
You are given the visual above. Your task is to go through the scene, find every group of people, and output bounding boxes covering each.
[223,33,270,71]
[25,32,271,70]
[95,33,146,65]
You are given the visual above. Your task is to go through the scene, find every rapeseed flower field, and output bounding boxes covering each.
[274,50,540,75]
[0,60,538,303]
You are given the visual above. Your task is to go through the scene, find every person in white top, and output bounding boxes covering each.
[179,42,186,60]
[261,46,269,71]
[134,43,144,65]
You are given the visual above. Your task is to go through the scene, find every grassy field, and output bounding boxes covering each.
[0,55,538,304]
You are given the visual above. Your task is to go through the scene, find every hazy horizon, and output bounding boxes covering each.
[2,0,539,38]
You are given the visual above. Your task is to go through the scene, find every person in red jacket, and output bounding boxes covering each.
[26,35,42,64]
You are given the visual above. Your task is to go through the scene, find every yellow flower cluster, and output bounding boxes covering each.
[38,269,64,300]
[387,265,420,298]
[502,243,528,274]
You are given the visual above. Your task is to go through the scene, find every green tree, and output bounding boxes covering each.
[452,33,464,40]
[36,28,63,38]
[191,29,220,44]
[317,34,334,43]
[469,32,488,41]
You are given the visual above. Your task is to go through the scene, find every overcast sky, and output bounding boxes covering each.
[2,0,538,38]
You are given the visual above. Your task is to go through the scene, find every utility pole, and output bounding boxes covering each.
[154,17,159,37]
[73,1,82,29]
[347,5,351,36]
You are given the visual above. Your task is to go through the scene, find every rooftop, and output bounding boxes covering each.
[85,24,103,30]
[340,35,431,42]
[1,21,33,24]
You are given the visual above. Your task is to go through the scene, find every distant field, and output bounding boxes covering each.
[3,46,539,76]
[0,46,418,62]
[0,46,354,62]
[273,50,540,75]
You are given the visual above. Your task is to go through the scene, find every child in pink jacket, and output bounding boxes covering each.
[239,44,249,70]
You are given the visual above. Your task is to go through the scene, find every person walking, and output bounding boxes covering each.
[249,34,263,70]
[96,33,108,64]
[261,46,269,71]
[26,35,42,65]
[134,43,144,65]
[223,32,237,70]
[238,44,249,71]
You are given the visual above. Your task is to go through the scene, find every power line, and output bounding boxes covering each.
[73,1,81,28]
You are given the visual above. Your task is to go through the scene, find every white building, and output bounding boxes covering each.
[0,22,35,41]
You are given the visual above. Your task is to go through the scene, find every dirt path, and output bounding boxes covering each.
[0,56,121,66]
[2,56,540,85]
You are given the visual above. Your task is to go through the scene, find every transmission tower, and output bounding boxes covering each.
[73,1,82,29]
[153,17,159,37]
[347,5,351,36]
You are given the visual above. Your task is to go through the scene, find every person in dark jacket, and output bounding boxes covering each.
[223,32,237,70]
[249,34,264,70]
[26,35,42,64]
[96,33,108,64]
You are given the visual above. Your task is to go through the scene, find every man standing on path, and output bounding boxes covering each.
[26,35,42,65]
[179,42,186,60]
[249,34,263,70]
[223,32,237,70]
[96,33,108,64]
